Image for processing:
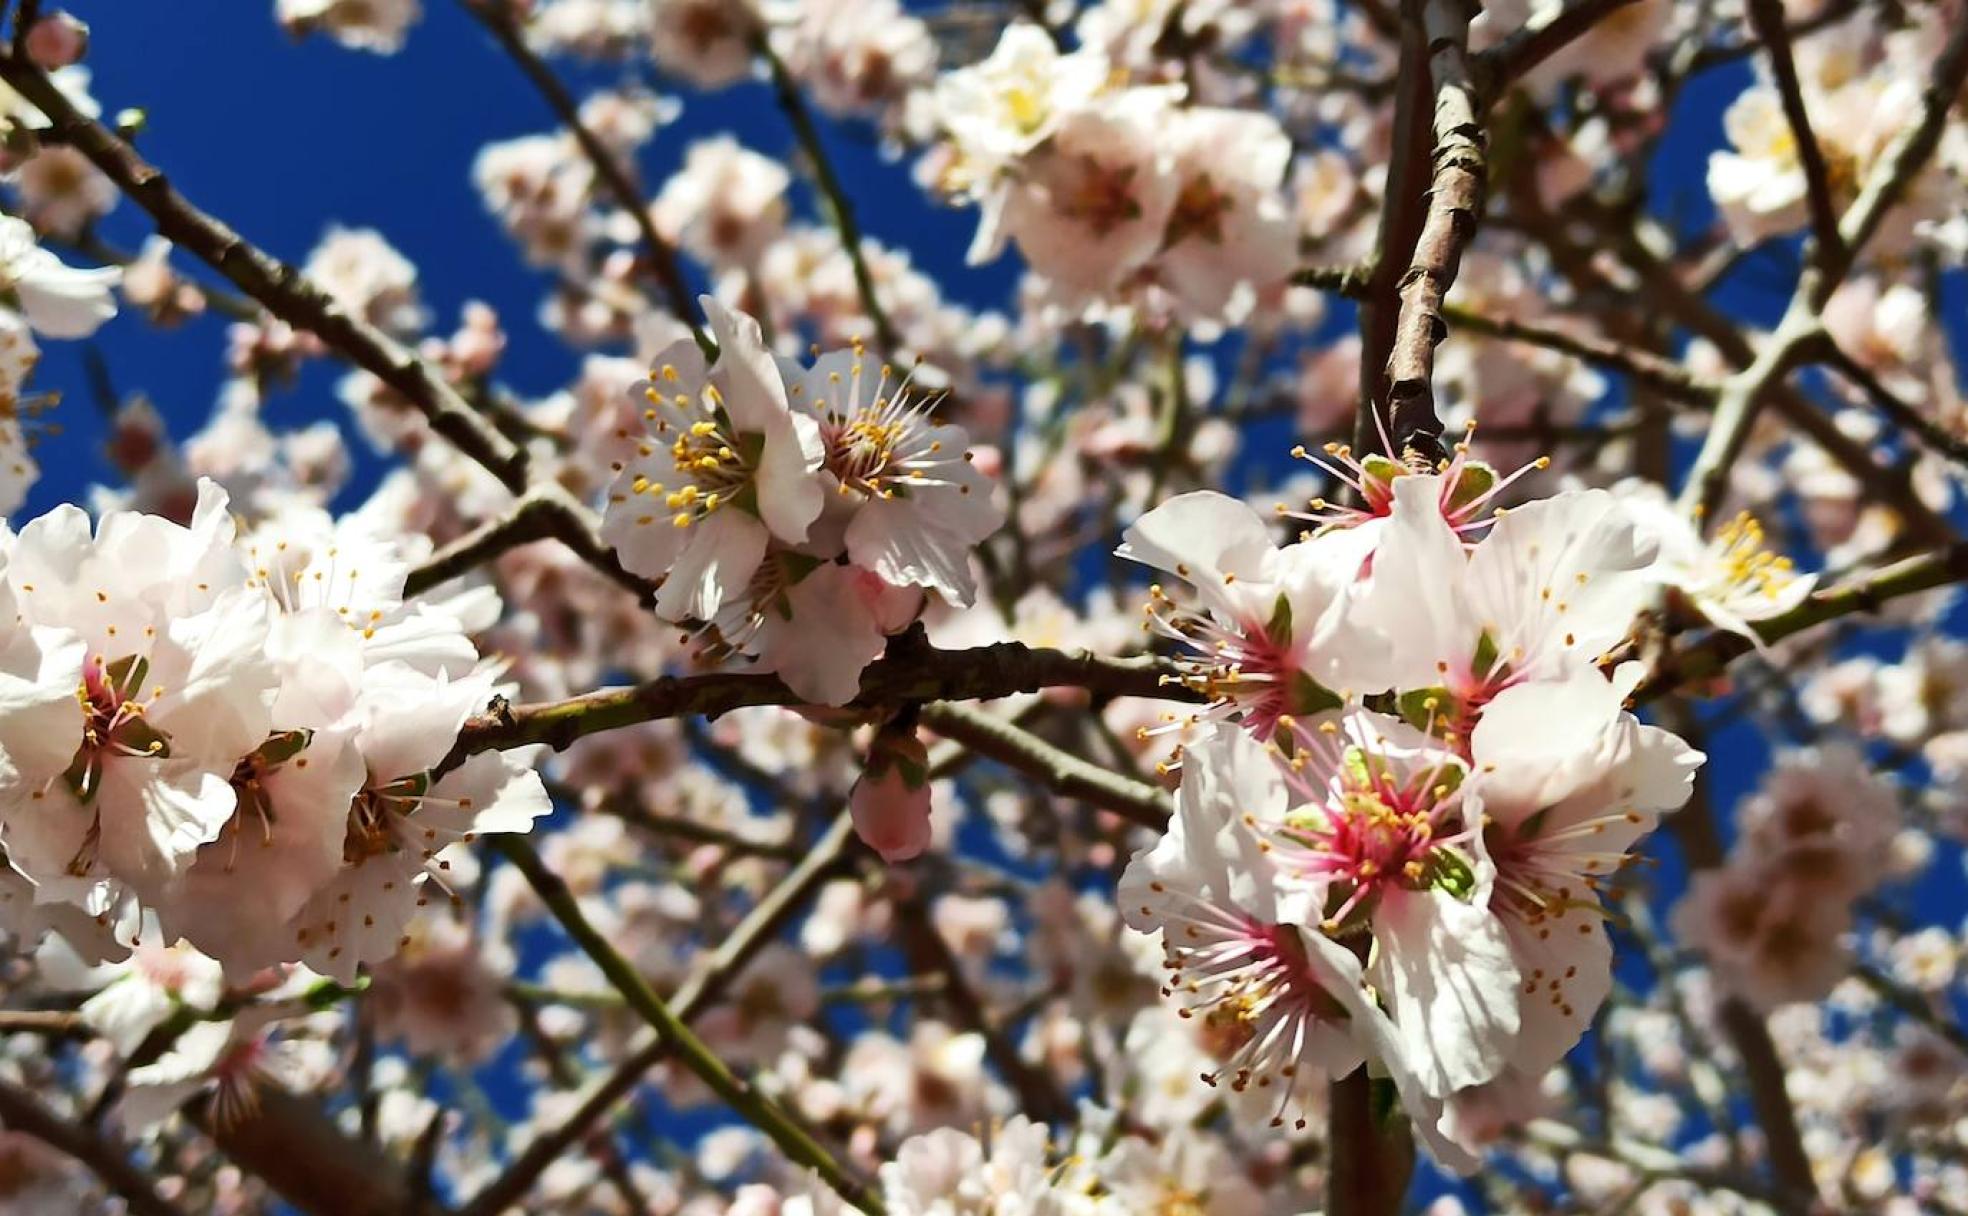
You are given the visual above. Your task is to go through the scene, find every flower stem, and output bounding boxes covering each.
[1327,1068,1416,1216]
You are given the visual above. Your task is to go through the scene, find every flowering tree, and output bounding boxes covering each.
[0,0,1962,1212]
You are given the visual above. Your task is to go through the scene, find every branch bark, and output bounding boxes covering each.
[0,1079,189,1216]
[447,644,1191,764]
[0,51,531,494]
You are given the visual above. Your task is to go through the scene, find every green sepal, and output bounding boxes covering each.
[1266,592,1294,644]
[1396,687,1454,733]
[1443,459,1498,513]
[248,728,314,770]
[1288,671,1344,717]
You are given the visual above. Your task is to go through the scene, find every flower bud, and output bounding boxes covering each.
[849,721,931,862]
[24,12,88,69]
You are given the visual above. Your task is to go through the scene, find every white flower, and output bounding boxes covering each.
[788,348,1000,606]
[0,213,119,339]
[707,556,921,706]
[286,663,549,983]
[1120,490,1384,738]
[302,226,426,336]
[1467,662,1702,1080]
[931,24,1109,207]
[0,485,280,911]
[1353,477,1657,717]
[647,0,760,89]
[602,298,828,621]
[881,1116,1091,1216]
[276,0,422,53]
[1614,480,1816,642]
[1262,711,1520,1099]
[1119,725,1367,1124]
[1155,107,1298,321]
[996,89,1181,301]
[121,1010,334,1131]
[652,137,790,270]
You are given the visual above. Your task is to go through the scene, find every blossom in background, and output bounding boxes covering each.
[0,212,117,338]
[275,0,422,52]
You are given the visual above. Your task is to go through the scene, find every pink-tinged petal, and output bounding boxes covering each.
[761,563,887,706]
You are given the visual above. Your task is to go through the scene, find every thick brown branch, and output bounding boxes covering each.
[1381,0,1487,462]
[0,1079,188,1216]
[448,644,1191,764]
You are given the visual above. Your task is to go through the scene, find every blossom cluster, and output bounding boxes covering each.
[0,0,1964,1211]
[600,297,1000,706]
[0,481,549,981]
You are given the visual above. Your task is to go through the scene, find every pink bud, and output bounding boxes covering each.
[24,12,88,69]
[849,729,931,862]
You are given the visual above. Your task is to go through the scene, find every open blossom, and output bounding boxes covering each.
[1352,477,1657,725]
[880,1117,1090,1216]
[1615,480,1815,641]
[1465,663,1702,1082]
[648,0,760,88]
[121,1009,334,1131]
[0,212,118,338]
[788,348,1000,607]
[930,24,1109,206]
[995,88,1181,301]
[276,0,421,52]
[1121,490,1384,738]
[0,485,278,913]
[1154,107,1298,320]
[652,137,791,270]
[302,226,426,337]
[602,297,826,621]
[287,663,549,983]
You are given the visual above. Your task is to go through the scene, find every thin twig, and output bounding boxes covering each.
[489,831,880,1213]
[753,31,902,355]
[918,701,1171,830]
[0,50,532,494]
[459,0,712,357]
[1744,0,1842,268]
[460,812,861,1216]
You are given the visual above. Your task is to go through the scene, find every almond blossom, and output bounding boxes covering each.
[602,297,827,621]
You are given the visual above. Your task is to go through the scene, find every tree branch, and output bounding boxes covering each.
[1381,0,1487,462]
[753,32,902,356]
[0,1079,188,1216]
[459,0,713,358]
[447,644,1191,764]
[0,51,531,493]
[918,701,1171,830]
[489,831,881,1213]
[1743,0,1842,268]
